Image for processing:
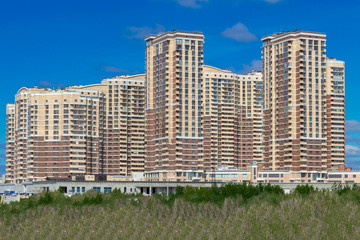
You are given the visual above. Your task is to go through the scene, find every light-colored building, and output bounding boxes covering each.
[203,66,263,171]
[261,30,345,174]
[325,58,345,170]
[143,31,264,182]
[6,29,348,184]
[6,74,145,183]
[76,75,146,176]
[5,104,15,181]
[6,86,105,183]
[144,163,355,184]
[144,31,205,179]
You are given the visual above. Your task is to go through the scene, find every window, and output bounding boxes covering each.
[269,174,279,178]
[82,187,85,193]
[104,187,112,193]
[93,187,101,192]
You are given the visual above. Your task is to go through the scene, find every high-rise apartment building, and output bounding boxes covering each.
[144,31,205,180]
[325,58,345,170]
[5,104,15,181]
[5,74,145,183]
[75,75,146,176]
[6,29,347,183]
[6,86,105,183]
[261,30,345,172]
[203,66,263,170]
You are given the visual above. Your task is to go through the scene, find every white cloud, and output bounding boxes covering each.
[345,158,360,170]
[102,66,129,73]
[225,60,262,75]
[222,23,257,42]
[345,120,360,132]
[241,60,262,73]
[346,145,360,157]
[175,0,208,8]
[346,135,360,145]
[127,24,165,39]
[39,80,65,88]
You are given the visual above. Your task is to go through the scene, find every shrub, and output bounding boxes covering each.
[38,192,53,205]
[1,184,360,239]
[293,184,316,196]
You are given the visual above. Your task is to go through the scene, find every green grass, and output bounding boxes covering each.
[1,183,360,239]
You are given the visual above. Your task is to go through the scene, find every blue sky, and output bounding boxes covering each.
[1,0,360,174]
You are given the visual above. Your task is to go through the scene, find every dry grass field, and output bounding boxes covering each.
[0,183,360,240]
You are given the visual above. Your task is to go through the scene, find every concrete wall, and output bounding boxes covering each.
[0,183,28,194]
[0,181,354,196]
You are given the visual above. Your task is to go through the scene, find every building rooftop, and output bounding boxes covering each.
[261,30,326,42]
[145,30,204,41]
[326,57,345,64]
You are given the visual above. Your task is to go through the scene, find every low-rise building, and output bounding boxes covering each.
[143,163,358,184]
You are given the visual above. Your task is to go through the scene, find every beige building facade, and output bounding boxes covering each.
[203,66,263,171]
[5,104,15,181]
[144,31,264,182]
[77,75,146,176]
[5,29,348,184]
[6,86,105,183]
[325,58,345,170]
[145,31,205,178]
[261,30,345,174]
[143,163,357,184]
[6,75,145,183]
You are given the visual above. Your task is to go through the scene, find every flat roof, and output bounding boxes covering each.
[261,30,326,42]
[145,30,204,42]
